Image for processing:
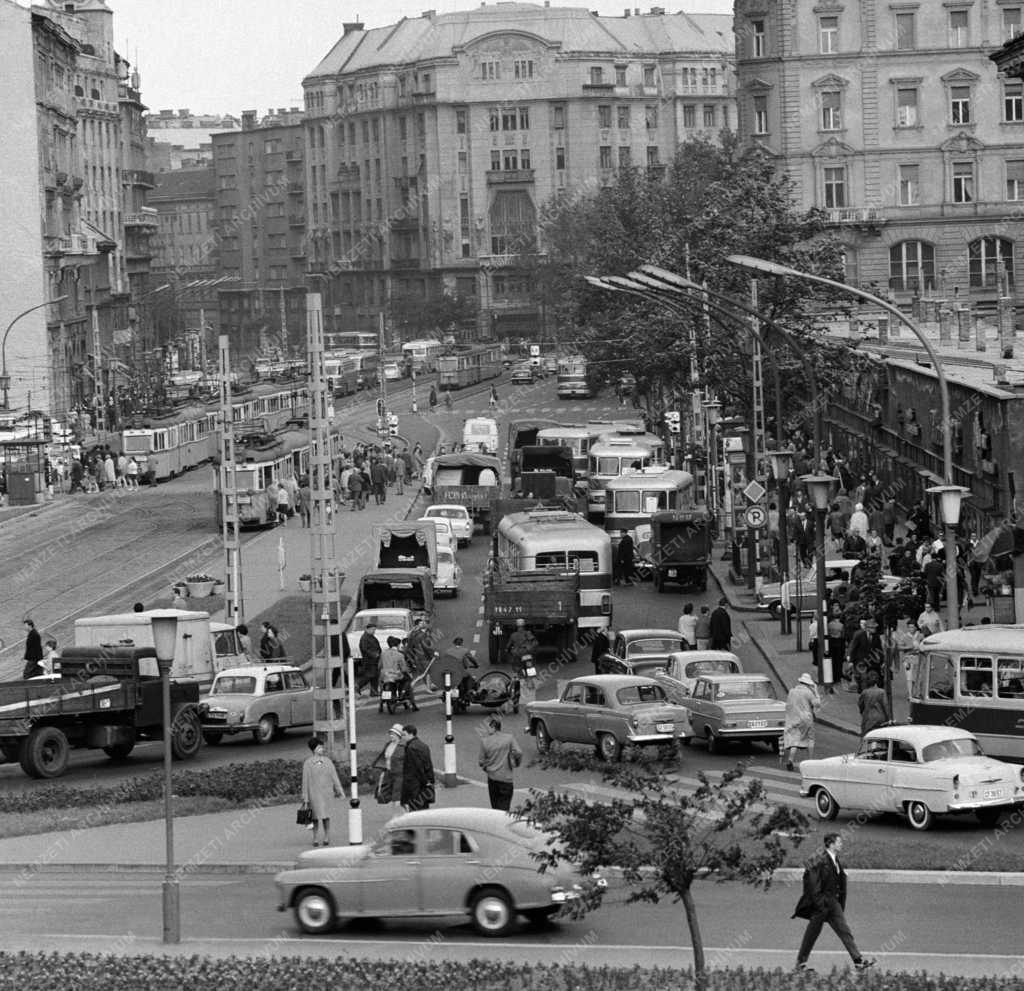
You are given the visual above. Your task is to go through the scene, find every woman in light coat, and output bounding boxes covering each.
[301,736,343,847]
[783,673,821,772]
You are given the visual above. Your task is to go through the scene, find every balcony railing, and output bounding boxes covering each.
[123,208,159,229]
[45,233,101,256]
[390,257,421,270]
[288,213,305,227]
[285,150,303,162]
[824,206,882,225]
[287,181,304,195]
[486,169,535,185]
[124,169,155,188]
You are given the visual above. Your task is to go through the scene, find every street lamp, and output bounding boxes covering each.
[927,484,970,615]
[702,399,722,526]
[150,610,180,944]
[802,474,836,689]
[1,295,68,409]
[767,449,794,636]
[728,254,961,632]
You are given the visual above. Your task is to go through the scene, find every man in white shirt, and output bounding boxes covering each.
[677,603,698,648]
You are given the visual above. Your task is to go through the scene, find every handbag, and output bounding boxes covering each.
[374,769,393,805]
[296,804,313,826]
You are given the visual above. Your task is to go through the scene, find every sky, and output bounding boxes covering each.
[52,0,733,114]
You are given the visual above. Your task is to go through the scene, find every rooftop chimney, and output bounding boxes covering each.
[178,108,190,117]
[422,9,436,17]
[241,110,257,130]
[342,20,364,34]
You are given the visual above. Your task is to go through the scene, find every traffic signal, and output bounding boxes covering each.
[665,410,681,434]
[376,397,385,418]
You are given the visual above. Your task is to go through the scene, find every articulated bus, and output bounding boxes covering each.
[556,355,592,399]
[496,509,613,636]
[603,467,697,549]
[537,427,591,479]
[586,436,666,518]
[402,338,444,373]
[911,626,1024,760]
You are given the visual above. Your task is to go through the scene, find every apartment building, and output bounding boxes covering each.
[300,3,735,340]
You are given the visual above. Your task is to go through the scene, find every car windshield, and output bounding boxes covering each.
[616,683,667,705]
[629,638,678,655]
[212,676,256,694]
[630,660,665,678]
[428,508,465,519]
[922,738,984,761]
[686,660,739,678]
[353,613,407,631]
[715,679,776,700]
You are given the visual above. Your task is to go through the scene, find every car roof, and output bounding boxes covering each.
[570,674,662,688]
[863,725,977,745]
[354,608,412,620]
[385,808,532,834]
[667,650,740,663]
[215,664,300,678]
[621,628,682,639]
[425,504,470,513]
[698,673,771,683]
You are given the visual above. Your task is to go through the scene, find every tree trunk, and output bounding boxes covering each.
[681,884,706,990]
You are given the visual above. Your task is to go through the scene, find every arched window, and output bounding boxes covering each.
[969,237,1014,289]
[889,240,935,292]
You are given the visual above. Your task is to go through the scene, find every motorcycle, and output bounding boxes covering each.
[421,653,525,714]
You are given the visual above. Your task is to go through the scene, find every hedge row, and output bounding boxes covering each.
[0,759,379,815]
[0,954,1017,991]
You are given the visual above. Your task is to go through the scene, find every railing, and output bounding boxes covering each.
[124,169,155,188]
[123,208,159,228]
[45,234,100,255]
[485,169,535,184]
[285,150,303,162]
[824,206,882,225]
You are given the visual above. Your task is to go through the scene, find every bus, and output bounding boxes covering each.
[911,626,1024,760]
[402,338,444,373]
[537,426,591,479]
[496,509,613,636]
[323,351,378,396]
[437,343,502,390]
[586,436,666,518]
[603,466,697,549]
[326,331,378,351]
[556,355,592,399]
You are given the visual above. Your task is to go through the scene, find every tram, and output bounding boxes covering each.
[437,344,503,390]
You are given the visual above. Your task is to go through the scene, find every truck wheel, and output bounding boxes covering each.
[170,705,202,760]
[20,726,70,779]
[103,742,135,760]
[253,715,277,745]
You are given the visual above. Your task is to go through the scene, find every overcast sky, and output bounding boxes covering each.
[93,0,733,114]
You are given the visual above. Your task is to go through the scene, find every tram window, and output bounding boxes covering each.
[568,551,598,573]
[926,654,955,700]
[960,656,993,696]
[997,659,1024,699]
[236,468,257,490]
[153,431,167,452]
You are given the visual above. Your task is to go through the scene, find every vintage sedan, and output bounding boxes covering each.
[652,651,743,702]
[526,674,691,761]
[198,664,313,745]
[679,674,786,754]
[423,503,474,545]
[276,807,589,936]
[756,558,903,619]
[345,608,414,662]
[595,629,685,678]
[434,545,462,598]
[800,725,1024,831]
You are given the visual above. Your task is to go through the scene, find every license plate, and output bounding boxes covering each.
[984,788,1004,800]
[656,722,674,733]
[524,666,537,679]
[747,720,768,729]
[667,569,677,577]
[381,690,393,700]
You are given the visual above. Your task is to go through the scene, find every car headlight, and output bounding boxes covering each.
[549,886,570,903]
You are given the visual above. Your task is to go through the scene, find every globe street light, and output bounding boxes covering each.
[729,254,962,634]
[802,474,836,688]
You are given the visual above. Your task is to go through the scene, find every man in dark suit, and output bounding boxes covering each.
[793,833,876,972]
[708,598,732,651]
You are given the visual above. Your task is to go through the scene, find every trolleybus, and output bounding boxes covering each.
[537,426,591,479]
[402,338,444,373]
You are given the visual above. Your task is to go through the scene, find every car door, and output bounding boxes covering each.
[358,828,422,915]
[581,684,611,743]
[884,739,932,811]
[685,679,711,736]
[841,737,892,809]
[416,828,478,915]
[286,670,314,726]
[551,683,587,743]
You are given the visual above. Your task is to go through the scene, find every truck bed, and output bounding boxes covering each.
[484,570,579,624]
[0,677,140,732]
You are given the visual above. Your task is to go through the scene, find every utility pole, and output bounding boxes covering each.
[747,279,767,590]
[218,335,243,624]
[90,281,104,431]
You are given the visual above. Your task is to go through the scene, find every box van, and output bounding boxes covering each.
[463,417,499,454]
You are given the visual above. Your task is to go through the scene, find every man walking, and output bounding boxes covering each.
[792,833,876,973]
[709,597,732,650]
[400,725,435,811]
[22,619,44,680]
[478,715,523,812]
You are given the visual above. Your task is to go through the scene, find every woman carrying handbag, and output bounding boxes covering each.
[301,736,343,847]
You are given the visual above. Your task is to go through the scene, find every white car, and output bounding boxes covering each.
[653,651,743,701]
[345,608,414,661]
[382,361,403,381]
[416,515,455,551]
[463,417,499,454]
[800,725,1024,831]
[423,504,473,545]
[434,545,462,597]
[198,664,313,745]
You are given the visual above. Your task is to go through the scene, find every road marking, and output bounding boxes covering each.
[475,619,483,627]
[472,634,480,643]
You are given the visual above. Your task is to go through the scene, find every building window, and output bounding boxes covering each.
[519,107,530,130]
[456,109,467,133]
[1007,160,1024,200]
[890,240,936,292]
[823,166,846,208]
[553,105,565,129]
[1004,7,1022,42]
[556,146,566,169]
[643,65,656,87]
[948,9,968,48]
[482,59,500,80]
[645,105,658,129]
[598,105,612,128]
[950,85,971,125]
[416,112,425,137]
[647,146,660,166]
[590,66,604,85]
[513,59,534,80]
[970,237,1014,288]
[618,146,632,167]
[753,96,768,134]
[751,19,766,57]
[953,160,974,203]
[361,120,370,143]
[502,150,518,171]
[599,145,613,169]
[489,108,500,132]
[520,148,531,169]
[615,65,627,86]
[896,86,919,127]
[490,150,501,170]
[899,164,920,205]
[683,105,696,128]
[819,15,839,54]
[703,105,715,127]
[1005,82,1024,123]
[617,105,631,128]
[458,151,467,174]
[820,91,841,131]
[895,12,916,49]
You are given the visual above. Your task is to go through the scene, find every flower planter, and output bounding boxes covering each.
[186,580,216,598]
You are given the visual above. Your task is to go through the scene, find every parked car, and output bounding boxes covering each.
[756,558,903,618]
[542,355,559,376]
[275,807,589,936]
[679,673,786,754]
[652,651,743,702]
[800,725,1024,831]
[382,361,404,381]
[434,546,462,598]
[595,629,685,677]
[526,674,692,761]
[345,608,414,662]
[422,504,474,545]
[198,664,313,745]
[511,364,534,385]
[416,515,455,552]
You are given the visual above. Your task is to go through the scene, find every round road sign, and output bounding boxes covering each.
[744,504,768,529]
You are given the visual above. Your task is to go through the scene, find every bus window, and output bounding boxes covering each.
[596,457,620,475]
[614,490,641,513]
[997,659,1024,699]
[960,656,993,697]
[568,551,598,573]
[535,551,567,569]
[926,653,955,700]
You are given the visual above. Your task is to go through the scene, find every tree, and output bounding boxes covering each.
[390,290,477,341]
[520,751,808,989]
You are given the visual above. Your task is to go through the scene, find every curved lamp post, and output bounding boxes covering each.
[1,295,68,409]
[802,474,837,687]
[728,254,964,633]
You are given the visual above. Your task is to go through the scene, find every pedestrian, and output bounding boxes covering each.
[236,623,253,658]
[847,617,883,693]
[783,672,820,772]
[370,458,388,505]
[709,597,732,650]
[848,502,869,540]
[348,465,365,510]
[372,724,406,809]
[402,618,433,711]
[489,383,499,409]
[428,385,437,412]
[103,453,116,490]
[260,622,285,660]
[40,638,59,677]
[858,671,891,737]
[614,532,636,586]
[694,606,712,650]
[677,603,697,649]
[357,622,382,696]
[478,715,523,812]
[917,601,944,637]
[792,833,876,973]
[172,588,189,611]
[301,736,343,847]
[126,456,139,488]
[22,619,44,680]
[825,603,846,689]
[298,477,311,527]
[379,637,411,713]
[400,724,435,811]
[276,482,290,525]
[893,619,922,699]
[590,625,611,674]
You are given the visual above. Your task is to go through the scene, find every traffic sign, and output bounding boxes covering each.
[744,504,768,529]
[743,480,766,504]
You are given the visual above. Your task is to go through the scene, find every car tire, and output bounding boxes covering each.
[906,801,933,831]
[597,732,622,762]
[253,715,277,746]
[203,731,223,746]
[534,721,551,754]
[20,725,70,779]
[470,886,515,937]
[103,742,135,760]
[767,602,780,621]
[294,887,337,935]
[705,727,721,755]
[768,736,781,755]
[814,788,840,821]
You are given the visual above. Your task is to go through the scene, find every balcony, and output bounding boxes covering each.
[390,257,421,270]
[411,90,436,103]
[124,169,155,188]
[582,82,615,92]
[44,233,102,256]
[287,181,304,195]
[124,207,159,229]
[75,95,118,116]
[285,149,303,162]
[288,213,305,227]
[823,206,884,232]
[485,169,535,185]
[390,215,420,231]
